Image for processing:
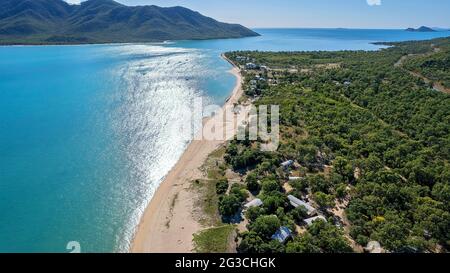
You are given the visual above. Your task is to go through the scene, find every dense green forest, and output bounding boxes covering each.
[215,37,450,253]
[0,0,258,45]
[389,38,450,89]
[403,51,450,88]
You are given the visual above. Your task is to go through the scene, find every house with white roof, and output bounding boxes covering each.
[243,198,263,209]
[245,63,258,70]
[304,215,327,226]
[288,195,317,216]
[281,160,294,169]
[288,177,304,181]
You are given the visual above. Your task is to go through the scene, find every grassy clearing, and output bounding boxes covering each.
[202,146,227,180]
[192,146,238,250]
[191,146,230,226]
[192,179,221,227]
[193,225,236,253]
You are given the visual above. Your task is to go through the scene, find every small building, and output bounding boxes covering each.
[344,81,352,86]
[364,241,384,254]
[271,226,292,244]
[244,198,263,209]
[304,215,327,226]
[288,177,304,181]
[288,195,317,216]
[281,160,294,169]
[245,63,258,70]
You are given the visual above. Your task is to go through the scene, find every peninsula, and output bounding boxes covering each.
[406,26,436,32]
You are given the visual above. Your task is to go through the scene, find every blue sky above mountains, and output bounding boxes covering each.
[64,0,450,29]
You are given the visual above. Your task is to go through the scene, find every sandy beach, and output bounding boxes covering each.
[131,55,244,253]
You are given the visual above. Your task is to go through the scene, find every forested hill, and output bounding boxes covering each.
[205,37,450,254]
[0,0,259,45]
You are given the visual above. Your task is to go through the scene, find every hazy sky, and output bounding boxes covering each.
[64,0,450,29]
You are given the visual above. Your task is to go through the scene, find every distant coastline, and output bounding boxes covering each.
[0,35,257,46]
[3,29,450,47]
[0,33,261,47]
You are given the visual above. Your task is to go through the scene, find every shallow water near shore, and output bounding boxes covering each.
[0,28,449,252]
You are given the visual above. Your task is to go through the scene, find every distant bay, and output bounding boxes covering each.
[0,28,449,253]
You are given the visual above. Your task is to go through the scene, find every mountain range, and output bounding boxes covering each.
[0,0,259,44]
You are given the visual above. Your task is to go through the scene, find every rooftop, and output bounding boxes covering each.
[288,195,316,215]
[271,226,292,243]
[304,215,327,226]
[281,160,294,168]
[244,198,263,209]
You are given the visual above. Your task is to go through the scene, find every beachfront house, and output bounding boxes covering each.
[281,160,294,169]
[245,63,258,70]
[304,215,327,226]
[288,195,317,216]
[244,198,263,209]
[255,75,265,80]
[271,226,292,244]
[236,56,248,62]
[288,177,304,181]
[254,75,266,82]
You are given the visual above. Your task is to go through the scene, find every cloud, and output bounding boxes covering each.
[64,0,81,4]
[367,0,382,6]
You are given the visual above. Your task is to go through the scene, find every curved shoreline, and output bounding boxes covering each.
[131,54,243,253]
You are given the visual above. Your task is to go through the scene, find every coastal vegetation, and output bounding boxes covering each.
[403,51,450,89]
[206,36,450,253]
[191,147,238,253]
[193,225,236,253]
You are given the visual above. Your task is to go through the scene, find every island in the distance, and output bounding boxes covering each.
[405,26,436,32]
[0,0,259,45]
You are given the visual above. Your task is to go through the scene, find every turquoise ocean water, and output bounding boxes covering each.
[0,29,449,252]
